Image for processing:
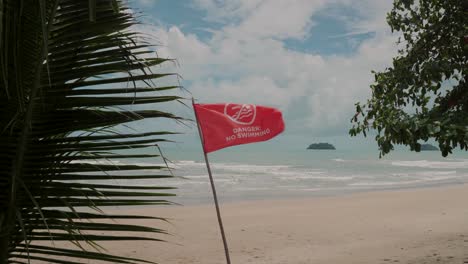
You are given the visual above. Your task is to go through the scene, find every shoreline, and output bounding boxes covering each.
[96,183,468,264]
[169,180,467,206]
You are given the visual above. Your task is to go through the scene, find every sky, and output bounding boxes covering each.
[127,0,400,151]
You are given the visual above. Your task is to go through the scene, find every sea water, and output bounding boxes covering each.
[140,145,468,204]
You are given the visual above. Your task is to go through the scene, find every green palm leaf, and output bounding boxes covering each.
[1,0,182,263]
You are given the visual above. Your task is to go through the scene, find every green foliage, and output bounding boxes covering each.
[0,0,182,263]
[350,0,468,157]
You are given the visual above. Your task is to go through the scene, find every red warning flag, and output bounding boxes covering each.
[193,103,285,153]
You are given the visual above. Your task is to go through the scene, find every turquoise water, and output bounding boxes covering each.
[143,145,468,204]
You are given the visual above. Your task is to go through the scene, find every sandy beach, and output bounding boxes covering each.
[80,184,467,264]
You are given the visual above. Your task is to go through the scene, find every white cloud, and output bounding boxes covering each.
[191,76,292,107]
[302,33,398,134]
[191,0,264,22]
[193,0,330,40]
[135,0,398,136]
[137,0,157,7]
[327,0,393,36]
[226,0,327,40]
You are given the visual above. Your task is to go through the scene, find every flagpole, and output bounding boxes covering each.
[192,98,232,264]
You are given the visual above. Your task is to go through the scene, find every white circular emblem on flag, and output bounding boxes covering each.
[224,103,257,125]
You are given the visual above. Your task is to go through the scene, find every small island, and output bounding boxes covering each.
[420,143,438,151]
[307,143,336,150]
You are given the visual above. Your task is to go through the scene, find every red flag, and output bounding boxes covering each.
[193,103,285,153]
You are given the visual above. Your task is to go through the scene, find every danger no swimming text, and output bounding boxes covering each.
[225,126,271,142]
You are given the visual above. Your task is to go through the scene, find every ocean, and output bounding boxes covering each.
[150,146,468,204]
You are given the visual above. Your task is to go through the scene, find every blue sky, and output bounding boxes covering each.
[127,0,400,151]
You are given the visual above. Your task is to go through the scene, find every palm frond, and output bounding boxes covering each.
[0,0,181,263]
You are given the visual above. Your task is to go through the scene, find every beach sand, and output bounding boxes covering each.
[43,184,468,263]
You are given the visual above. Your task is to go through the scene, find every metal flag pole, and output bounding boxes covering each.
[192,98,232,264]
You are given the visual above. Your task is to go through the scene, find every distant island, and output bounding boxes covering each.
[420,144,438,151]
[307,143,336,150]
